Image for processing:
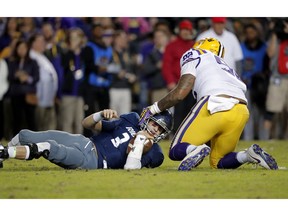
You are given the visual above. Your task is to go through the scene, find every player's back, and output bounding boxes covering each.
[180,48,247,101]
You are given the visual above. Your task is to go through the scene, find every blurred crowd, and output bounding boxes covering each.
[0,17,287,141]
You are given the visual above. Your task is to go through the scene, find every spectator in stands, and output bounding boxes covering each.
[0,17,21,59]
[0,57,9,141]
[60,27,87,134]
[195,18,209,36]
[162,19,196,134]
[196,17,243,73]
[0,18,7,38]
[240,23,269,140]
[41,22,65,130]
[142,29,169,105]
[117,17,151,41]
[137,20,174,113]
[81,23,113,136]
[264,18,288,139]
[7,40,40,136]
[109,30,136,115]
[19,18,38,41]
[29,33,58,131]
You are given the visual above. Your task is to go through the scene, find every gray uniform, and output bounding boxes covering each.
[18,129,98,169]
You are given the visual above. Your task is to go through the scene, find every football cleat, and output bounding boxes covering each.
[0,144,9,168]
[247,144,278,170]
[178,144,211,171]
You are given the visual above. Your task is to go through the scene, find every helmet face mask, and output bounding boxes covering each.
[139,110,173,143]
[193,37,225,58]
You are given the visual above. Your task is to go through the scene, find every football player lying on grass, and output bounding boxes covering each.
[0,109,173,170]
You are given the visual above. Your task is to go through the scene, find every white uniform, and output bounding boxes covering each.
[196,28,243,71]
[180,48,247,104]
[170,48,249,168]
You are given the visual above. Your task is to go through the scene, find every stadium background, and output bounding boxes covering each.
[1,17,287,142]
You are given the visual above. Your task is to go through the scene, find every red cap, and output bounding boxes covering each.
[211,17,227,23]
[179,20,193,30]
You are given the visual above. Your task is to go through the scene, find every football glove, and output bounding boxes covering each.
[139,102,161,126]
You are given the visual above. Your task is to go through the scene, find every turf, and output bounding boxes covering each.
[0,140,287,199]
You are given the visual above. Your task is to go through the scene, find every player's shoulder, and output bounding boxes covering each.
[180,48,209,66]
[119,112,140,126]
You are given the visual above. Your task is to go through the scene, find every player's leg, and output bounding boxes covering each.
[6,130,99,169]
[169,97,216,170]
[0,143,49,163]
[45,139,98,169]
[212,104,278,170]
[9,129,86,147]
[2,140,98,169]
[210,104,250,169]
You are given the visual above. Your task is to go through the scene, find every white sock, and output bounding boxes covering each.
[186,144,197,154]
[7,146,30,159]
[24,146,30,159]
[7,147,17,158]
[36,142,51,152]
[8,134,20,147]
[236,151,248,164]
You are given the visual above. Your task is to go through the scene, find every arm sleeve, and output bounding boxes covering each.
[141,143,164,168]
[180,49,198,77]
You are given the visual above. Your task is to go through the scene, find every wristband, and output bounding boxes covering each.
[92,112,103,122]
[150,102,161,114]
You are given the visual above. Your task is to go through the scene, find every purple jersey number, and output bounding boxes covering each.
[214,55,241,80]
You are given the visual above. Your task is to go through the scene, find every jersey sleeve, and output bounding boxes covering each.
[141,143,164,168]
[101,118,122,131]
[120,112,140,127]
[101,112,139,132]
[180,49,199,77]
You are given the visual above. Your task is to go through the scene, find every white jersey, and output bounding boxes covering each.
[180,48,247,103]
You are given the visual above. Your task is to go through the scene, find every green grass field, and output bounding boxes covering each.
[0,140,287,199]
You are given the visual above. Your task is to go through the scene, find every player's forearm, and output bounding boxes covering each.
[157,88,183,110]
[82,112,103,131]
[82,109,118,132]
[158,74,195,111]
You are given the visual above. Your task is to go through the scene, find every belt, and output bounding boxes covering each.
[216,94,247,105]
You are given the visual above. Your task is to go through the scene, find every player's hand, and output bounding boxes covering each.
[138,107,153,126]
[136,130,154,140]
[101,109,118,119]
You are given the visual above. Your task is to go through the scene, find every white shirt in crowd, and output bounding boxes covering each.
[29,50,58,107]
[196,28,243,71]
[0,59,8,100]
